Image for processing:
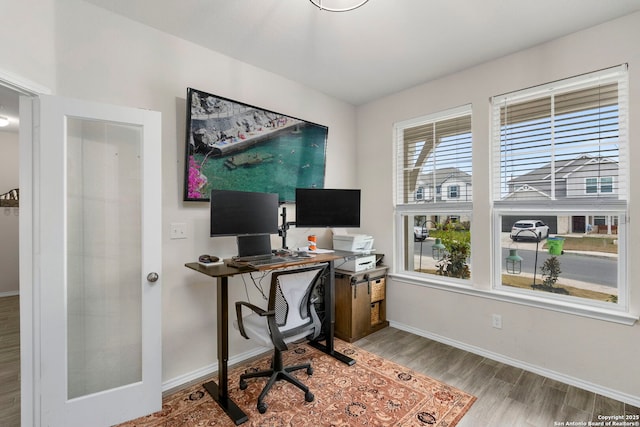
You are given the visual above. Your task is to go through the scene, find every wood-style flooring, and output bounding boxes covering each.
[355,326,640,426]
[1,295,638,426]
[0,296,20,427]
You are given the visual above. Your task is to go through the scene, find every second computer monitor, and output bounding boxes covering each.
[295,188,361,228]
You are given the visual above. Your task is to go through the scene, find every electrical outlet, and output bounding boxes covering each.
[492,314,502,329]
[170,223,187,239]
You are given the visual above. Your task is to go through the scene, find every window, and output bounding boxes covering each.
[394,105,472,282]
[492,65,628,308]
[585,177,614,194]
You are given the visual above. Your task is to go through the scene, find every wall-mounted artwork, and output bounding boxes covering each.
[0,188,18,207]
[184,88,328,203]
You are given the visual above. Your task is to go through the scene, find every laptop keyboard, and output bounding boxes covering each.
[248,256,301,267]
[234,254,273,263]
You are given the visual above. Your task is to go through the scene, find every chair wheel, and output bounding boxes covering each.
[305,391,314,402]
[306,366,313,375]
[239,379,247,390]
[258,402,267,414]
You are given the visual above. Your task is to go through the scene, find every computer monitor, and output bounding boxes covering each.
[295,188,361,228]
[210,189,279,236]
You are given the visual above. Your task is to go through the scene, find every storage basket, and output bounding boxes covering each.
[370,277,385,302]
[370,302,380,325]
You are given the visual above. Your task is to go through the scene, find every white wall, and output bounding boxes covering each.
[0,131,19,295]
[50,1,358,383]
[0,0,56,92]
[357,13,640,403]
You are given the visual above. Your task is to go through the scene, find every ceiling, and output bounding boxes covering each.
[82,0,640,106]
[3,0,640,134]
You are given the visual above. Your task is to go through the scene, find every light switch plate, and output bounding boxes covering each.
[170,223,187,239]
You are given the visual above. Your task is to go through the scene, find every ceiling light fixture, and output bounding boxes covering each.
[309,0,370,12]
[0,117,9,127]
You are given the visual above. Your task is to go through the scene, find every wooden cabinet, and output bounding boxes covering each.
[334,266,389,342]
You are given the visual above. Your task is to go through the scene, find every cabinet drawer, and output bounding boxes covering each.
[370,277,385,302]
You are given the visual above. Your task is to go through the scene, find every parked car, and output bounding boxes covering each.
[510,220,549,241]
[414,225,428,241]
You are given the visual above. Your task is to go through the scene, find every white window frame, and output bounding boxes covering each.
[448,185,459,199]
[600,176,614,193]
[393,104,472,284]
[490,65,630,315]
[585,177,599,194]
[585,176,614,194]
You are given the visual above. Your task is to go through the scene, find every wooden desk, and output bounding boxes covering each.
[185,253,355,425]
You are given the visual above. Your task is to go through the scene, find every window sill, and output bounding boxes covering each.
[389,272,638,326]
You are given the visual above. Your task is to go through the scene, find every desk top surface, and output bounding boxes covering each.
[185,252,346,278]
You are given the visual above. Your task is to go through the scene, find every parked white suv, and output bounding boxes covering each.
[510,220,549,241]
[414,225,428,241]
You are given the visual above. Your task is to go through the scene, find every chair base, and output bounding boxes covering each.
[239,350,314,414]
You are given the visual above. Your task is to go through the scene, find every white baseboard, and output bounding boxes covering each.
[389,320,640,407]
[0,291,19,298]
[162,346,267,393]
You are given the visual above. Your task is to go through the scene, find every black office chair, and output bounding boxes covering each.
[234,264,327,414]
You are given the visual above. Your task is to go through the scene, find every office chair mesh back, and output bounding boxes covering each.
[273,285,288,327]
[271,269,322,343]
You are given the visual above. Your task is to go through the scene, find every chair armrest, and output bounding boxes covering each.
[235,301,274,339]
[267,316,288,351]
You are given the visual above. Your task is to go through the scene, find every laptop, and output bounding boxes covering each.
[235,234,273,261]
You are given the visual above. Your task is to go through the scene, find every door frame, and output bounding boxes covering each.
[7,68,163,427]
[0,69,51,427]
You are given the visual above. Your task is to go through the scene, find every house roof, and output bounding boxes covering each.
[417,167,472,187]
[508,155,618,184]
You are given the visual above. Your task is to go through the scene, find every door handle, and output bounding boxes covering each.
[147,272,159,283]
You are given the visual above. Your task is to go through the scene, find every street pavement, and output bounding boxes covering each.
[412,233,617,295]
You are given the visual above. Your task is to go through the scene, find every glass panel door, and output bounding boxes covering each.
[66,118,143,399]
[35,94,161,427]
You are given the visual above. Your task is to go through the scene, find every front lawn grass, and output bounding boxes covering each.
[414,269,617,303]
[502,274,616,302]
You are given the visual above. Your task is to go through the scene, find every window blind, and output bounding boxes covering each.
[394,105,472,207]
[491,65,628,206]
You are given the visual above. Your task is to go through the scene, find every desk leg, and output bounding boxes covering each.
[202,276,248,425]
[309,260,355,366]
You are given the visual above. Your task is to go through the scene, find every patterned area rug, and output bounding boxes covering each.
[117,340,476,426]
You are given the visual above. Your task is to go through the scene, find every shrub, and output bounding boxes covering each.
[435,224,471,279]
[540,256,561,288]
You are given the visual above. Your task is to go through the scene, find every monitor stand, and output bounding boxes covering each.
[278,206,296,249]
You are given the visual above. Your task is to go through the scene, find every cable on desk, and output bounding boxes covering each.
[243,270,270,301]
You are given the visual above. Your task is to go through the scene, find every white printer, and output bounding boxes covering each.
[332,234,374,253]
[332,233,376,272]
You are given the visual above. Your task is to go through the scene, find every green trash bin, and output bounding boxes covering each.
[547,237,564,255]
